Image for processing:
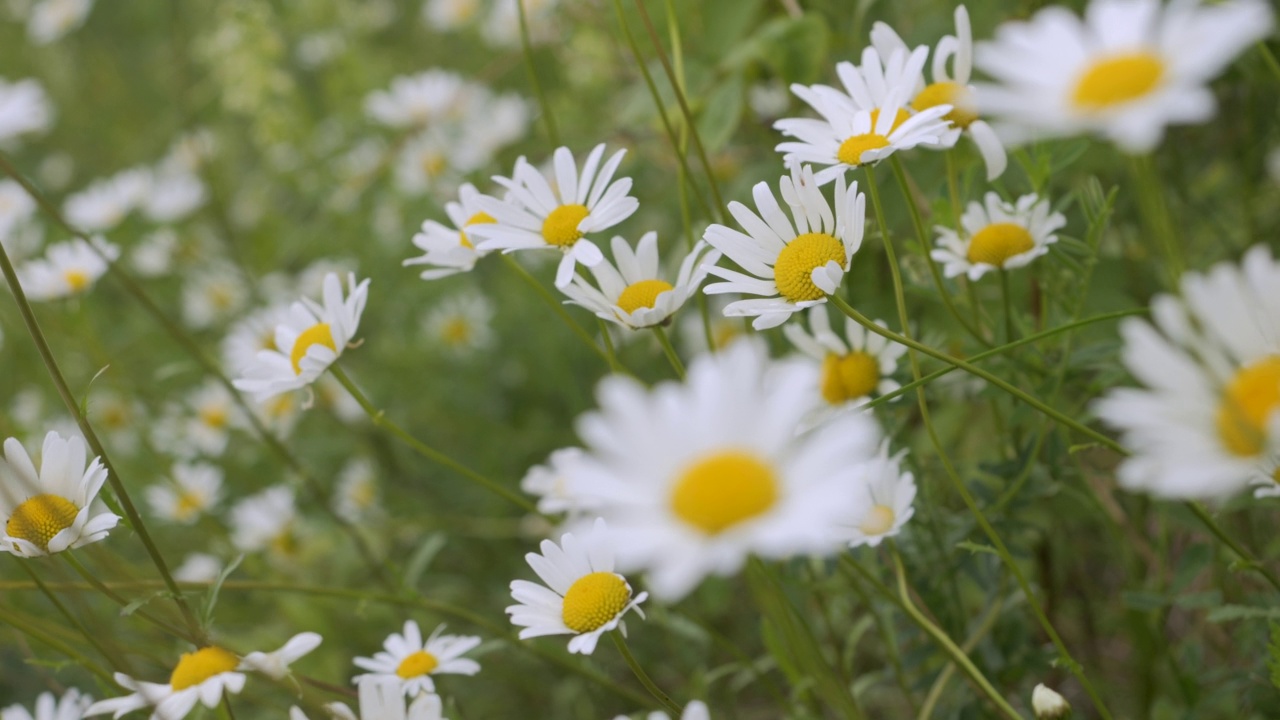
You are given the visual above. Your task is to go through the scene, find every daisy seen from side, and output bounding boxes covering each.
[1,688,92,720]
[239,632,323,680]
[931,192,1065,281]
[404,183,499,280]
[839,443,916,548]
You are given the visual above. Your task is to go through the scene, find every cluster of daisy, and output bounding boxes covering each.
[420,0,564,49]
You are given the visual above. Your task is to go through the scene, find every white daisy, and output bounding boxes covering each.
[1094,245,1280,499]
[63,169,151,233]
[239,632,322,680]
[521,447,599,517]
[0,77,53,142]
[469,144,639,288]
[26,0,93,44]
[974,0,1274,152]
[612,701,711,720]
[422,290,495,356]
[333,457,380,523]
[482,0,560,47]
[222,304,290,373]
[393,127,466,197]
[142,168,206,224]
[0,431,119,557]
[507,518,648,655]
[229,485,299,555]
[404,183,499,280]
[365,70,466,129]
[0,180,37,242]
[422,0,482,32]
[560,339,883,600]
[870,6,1008,180]
[293,679,448,720]
[131,228,179,277]
[839,443,916,548]
[1,688,92,720]
[83,647,246,720]
[353,621,482,698]
[88,390,143,456]
[315,373,366,424]
[930,192,1066,281]
[183,381,239,458]
[146,463,223,525]
[678,294,749,355]
[232,272,370,402]
[702,165,865,330]
[17,237,119,301]
[182,262,248,329]
[173,553,224,584]
[562,233,720,330]
[456,91,529,162]
[783,305,905,423]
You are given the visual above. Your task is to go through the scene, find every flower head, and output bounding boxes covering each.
[404,183,500,279]
[783,305,906,427]
[239,632,323,680]
[1,688,92,720]
[354,621,481,697]
[0,77,52,143]
[146,463,223,525]
[422,291,495,356]
[27,0,94,45]
[931,192,1066,281]
[228,486,299,555]
[839,443,916,548]
[17,237,119,301]
[0,431,119,557]
[83,648,246,720]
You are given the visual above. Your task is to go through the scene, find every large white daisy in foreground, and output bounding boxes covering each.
[1095,245,1280,499]
[931,192,1065,281]
[974,0,1274,152]
[703,165,864,330]
[0,431,119,557]
[84,647,246,719]
[354,621,481,698]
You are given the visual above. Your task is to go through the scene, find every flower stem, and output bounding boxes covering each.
[515,0,558,146]
[612,630,684,716]
[652,325,685,379]
[1128,154,1183,285]
[16,559,130,673]
[500,254,618,370]
[999,268,1016,343]
[63,553,197,642]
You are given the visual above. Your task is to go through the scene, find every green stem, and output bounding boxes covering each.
[999,268,1015,344]
[652,325,685,379]
[1257,41,1280,83]
[597,318,624,374]
[63,554,196,642]
[1187,503,1280,593]
[501,255,616,368]
[16,560,129,672]
[0,603,115,685]
[515,0,559,146]
[1128,154,1183,285]
[916,574,1009,720]
[612,631,683,716]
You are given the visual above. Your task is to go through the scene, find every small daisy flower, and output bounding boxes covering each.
[974,0,1274,152]
[83,647,246,720]
[333,457,381,523]
[521,447,599,517]
[17,237,119,301]
[457,91,530,160]
[292,679,448,720]
[404,183,500,280]
[482,0,560,47]
[26,0,93,44]
[232,272,370,402]
[182,262,249,329]
[0,431,119,557]
[222,304,290,373]
[393,128,465,197]
[507,519,648,655]
[88,390,143,455]
[240,632,322,680]
[422,0,482,32]
[840,444,916,548]
[1,688,92,720]
[183,381,239,458]
[678,294,749,355]
[353,621,482,698]
[612,701,711,720]
[146,463,223,525]
[422,290,495,356]
[173,553,224,583]
[0,77,53,142]
[365,70,466,129]
[229,486,299,555]
[1094,245,1280,499]
[562,233,720,330]
[469,144,639,288]
[783,306,905,425]
[142,168,206,224]
[702,165,865,330]
[63,169,151,233]
[131,228,179,277]
[931,192,1066,281]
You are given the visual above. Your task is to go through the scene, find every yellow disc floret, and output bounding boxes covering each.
[671,451,779,534]
[440,317,472,346]
[617,279,675,314]
[6,494,79,550]
[913,81,979,128]
[541,204,590,248]
[820,351,880,405]
[966,223,1035,268]
[64,270,90,292]
[836,108,909,166]
[396,650,439,679]
[169,647,239,691]
[773,233,846,303]
[561,571,632,633]
[859,504,896,536]
[1072,53,1164,111]
[290,322,337,375]
[1217,356,1280,456]
[459,211,496,249]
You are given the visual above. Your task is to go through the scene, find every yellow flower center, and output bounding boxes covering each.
[966,223,1035,267]
[859,504,896,536]
[836,108,908,166]
[1072,52,1164,111]
[290,323,336,375]
[820,351,880,405]
[560,571,632,633]
[671,451,779,534]
[912,81,978,129]
[396,650,439,679]
[259,330,278,353]
[209,285,235,310]
[6,494,79,550]
[63,269,90,292]
[199,406,229,429]
[541,204,590,248]
[270,530,298,557]
[1217,356,1280,456]
[174,491,204,522]
[440,317,472,346]
[773,232,846,303]
[459,211,496,249]
[421,153,447,178]
[169,647,239,691]
[616,279,675,314]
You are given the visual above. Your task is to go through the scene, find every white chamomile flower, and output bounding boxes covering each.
[612,701,711,720]
[232,272,370,402]
[521,447,599,517]
[292,679,448,720]
[560,339,883,600]
[26,0,92,44]
[507,519,647,655]
[482,0,560,47]
[0,180,37,242]
[422,290,495,356]
[229,485,299,555]
[1095,245,1280,499]
[931,192,1065,281]
[365,70,466,129]
[871,6,1007,180]
[405,184,499,280]
[17,237,118,301]
[422,0,482,32]
[703,165,865,330]
[783,305,905,423]
[88,390,143,456]
[239,632,322,680]
[393,128,466,197]
[183,381,239,458]
[83,647,246,720]
[131,228,179,277]
[840,443,916,548]
[182,261,249,329]
[353,621,482,698]
[64,169,151,233]
[1,688,92,720]
[142,168,206,224]
[469,144,639,288]
[0,431,119,557]
[146,463,223,525]
[0,77,53,142]
[333,457,381,523]
[562,233,720,330]
[222,304,290,373]
[173,553,223,584]
[974,0,1274,153]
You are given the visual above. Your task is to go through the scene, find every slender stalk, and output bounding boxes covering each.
[1187,503,1280,593]
[0,603,115,684]
[16,560,129,672]
[999,268,1015,343]
[1128,154,1183,285]
[515,0,558,146]
[917,578,1007,720]
[500,255,616,368]
[612,631,683,716]
[63,554,196,642]
[598,318,624,374]
[652,325,685,379]
[1257,41,1280,83]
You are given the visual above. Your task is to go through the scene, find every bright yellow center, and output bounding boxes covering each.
[561,571,632,633]
[175,491,204,522]
[1217,356,1280,456]
[1072,52,1164,111]
[63,270,90,292]
[773,232,845,303]
[966,223,1034,267]
[459,211,496,249]
[836,108,908,166]
[913,81,978,128]
[169,647,239,691]
[441,317,471,346]
[541,204,589,248]
[6,494,78,550]
[820,351,880,405]
[616,279,674,314]
[671,451,779,535]
[396,650,439,679]
[290,323,336,375]
[199,406,229,429]
[859,504,896,536]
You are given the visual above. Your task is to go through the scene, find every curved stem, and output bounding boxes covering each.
[0,603,114,685]
[612,631,684,716]
[63,553,196,642]
[917,576,1007,720]
[515,0,558,146]
[1186,503,1280,593]
[500,255,617,369]
[16,560,129,672]
[652,325,685,379]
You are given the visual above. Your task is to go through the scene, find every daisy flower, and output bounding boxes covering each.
[142,167,206,223]
[404,183,499,280]
[1,689,92,720]
[173,553,223,583]
[393,128,466,197]
[521,447,598,517]
[333,457,381,523]
[27,0,93,44]
[482,0,560,47]
[222,304,290,373]
[931,192,1065,281]
[240,632,322,680]
[229,486,299,556]
[507,519,648,655]
[0,431,119,557]
[1094,245,1280,499]
[974,0,1274,153]
[183,381,239,458]
[365,71,466,129]
[17,237,119,301]
[131,229,179,278]
[560,339,882,600]
[146,463,223,525]
[63,169,151,233]
[88,390,143,455]
[422,0,482,32]
[422,290,495,356]
[353,621,481,698]
[612,701,711,720]
[0,78,53,142]
[292,679,448,720]
[182,262,248,329]
[562,233,721,330]
[469,144,639,288]
[839,444,916,548]
[0,180,37,241]
[783,305,905,424]
[232,272,370,402]
[678,294,748,355]
[83,647,246,720]
[702,165,865,330]
[871,6,1007,180]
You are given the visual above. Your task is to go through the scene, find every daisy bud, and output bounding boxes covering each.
[1032,684,1071,720]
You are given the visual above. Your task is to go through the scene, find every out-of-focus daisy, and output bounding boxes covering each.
[240,632,322,680]
[183,262,248,329]
[422,0,482,32]
[749,80,791,121]
[333,457,380,523]
[458,92,530,162]
[871,6,1007,179]
[1031,685,1072,720]
[0,688,92,720]
[315,373,365,424]
[83,647,246,720]
[365,70,466,129]
[88,391,142,455]
[17,237,118,301]
[839,444,916,548]
[678,295,748,355]
[482,0,560,47]
[561,339,882,600]
[63,169,151,233]
[354,621,481,698]
[0,77,52,142]
[931,192,1065,281]
[521,447,598,516]
[783,306,905,424]
[703,165,865,330]
[0,431,119,557]
[612,701,711,720]
[146,463,223,525]
[1248,459,1280,499]
[0,180,37,241]
[404,183,498,280]
[26,0,92,44]
[222,304,290,373]
[470,144,639,288]
[131,228,179,277]
[184,381,238,457]
[233,273,370,402]
[142,167,206,224]
[292,679,448,720]
[562,233,720,330]
[394,128,467,197]
[252,391,305,440]
[974,0,1274,152]
[422,290,495,356]
[173,553,224,584]
[229,486,299,556]
[507,519,647,655]
[1095,245,1280,499]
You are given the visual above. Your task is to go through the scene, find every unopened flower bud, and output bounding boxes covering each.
[1032,684,1071,719]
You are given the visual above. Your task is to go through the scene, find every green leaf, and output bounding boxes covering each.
[121,590,169,617]
[201,553,245,628]
[955,540,998,556]
[696,74,744,154]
